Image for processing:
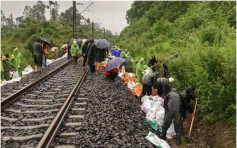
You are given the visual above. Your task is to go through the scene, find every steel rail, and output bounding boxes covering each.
[37,67,89,148]
[1,59,73,110]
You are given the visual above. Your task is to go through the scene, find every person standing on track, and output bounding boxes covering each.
[71,40,80,64]
[87,39,97,73]
[33,37,43,72]
[67,42,72,59]
[82,40,89,69]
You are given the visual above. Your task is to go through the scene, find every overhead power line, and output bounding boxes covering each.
[80,2,94,15]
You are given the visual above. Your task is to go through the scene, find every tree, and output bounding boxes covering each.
[126,1,154,24]
[50,1,59,21]
[28,1,47,20]
[1,10,6,25]
[59,7,76,22]
[16,16,24,25]
[23,5,31,18]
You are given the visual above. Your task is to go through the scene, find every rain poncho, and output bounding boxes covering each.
[14,48,23,77]
[87,43,97,67]
[9,58,16,69]
[32,40,43,56]
[143,72,159,87]
[136,57,147,83]
[120,50,126,58]
[58,48,64,58]
[125,52,132,60]
[121,58,133,73]
[71,43,80,57]
[131,58,137,73]
[3,60,10,80]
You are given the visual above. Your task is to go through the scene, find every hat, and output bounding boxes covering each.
[11,55,15,59]
[2,56,6,61]
[169,77,174,83]
[73,40,77,44]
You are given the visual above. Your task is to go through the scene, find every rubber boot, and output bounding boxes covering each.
[175,135,181,145]
[18,68,23,77]
[4,71,10,81]
[159,129,167,140]
[1,71,4,81]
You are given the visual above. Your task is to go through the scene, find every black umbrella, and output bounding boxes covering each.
[94,39,110,49]
[76,39,82,45]
[39,37,51,45]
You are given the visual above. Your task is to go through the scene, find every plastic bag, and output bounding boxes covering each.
[146,132,170,148]
[22,65,34,75]
[156,107,165,126]
[146,118,159,130]
[146,101,162,119]
[127,81,136,90]
[12,71,19,79]
[141,99,152,114]
[167,121,176,139]
[141,95,150,102]
[153,96,164,107]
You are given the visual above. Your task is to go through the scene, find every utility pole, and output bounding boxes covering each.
[73,1,76,38]
[103,28,105,39]
[91,21,94,39]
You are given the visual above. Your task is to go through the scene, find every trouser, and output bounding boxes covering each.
[161,110,182,143]
[1,71,4,81]
[73,56,78,63]
[83,55,87,67]
[180,110,186,136]
[17,67,23,77]
[106,72,118,80]
[140,84,152,98]
[42,54,46,67]
[4,71,10,81]
[34,55,43,66]
[89,65,95,73]
[68,50,72,59]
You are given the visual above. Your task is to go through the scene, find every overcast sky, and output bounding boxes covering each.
[1,1,133,35]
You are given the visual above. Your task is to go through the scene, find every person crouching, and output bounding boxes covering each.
[104,68,119,80]
[139,72,159,99]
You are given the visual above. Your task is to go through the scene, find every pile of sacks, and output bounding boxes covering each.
[118,71,173,147]
[96,61,107,71]
[141,95,176,139]
[120,72,157,97]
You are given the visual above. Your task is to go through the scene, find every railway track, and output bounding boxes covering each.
[1,57,70,100]
[1,60,89,148]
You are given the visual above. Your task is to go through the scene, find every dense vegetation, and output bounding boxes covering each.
[1,1,116,68]
[117,1,236,124]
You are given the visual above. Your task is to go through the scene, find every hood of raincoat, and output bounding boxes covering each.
[13,48,19,55]
[11,55,15,59]
[139,57,145,64]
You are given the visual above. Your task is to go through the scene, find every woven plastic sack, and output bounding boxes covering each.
[156,107,165,126]
[146,132,171,148]
[127,81,136,90]
[141,98,152,114]
[146,101,162,120]
[133,83,142,97]
[167,121,176,139]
